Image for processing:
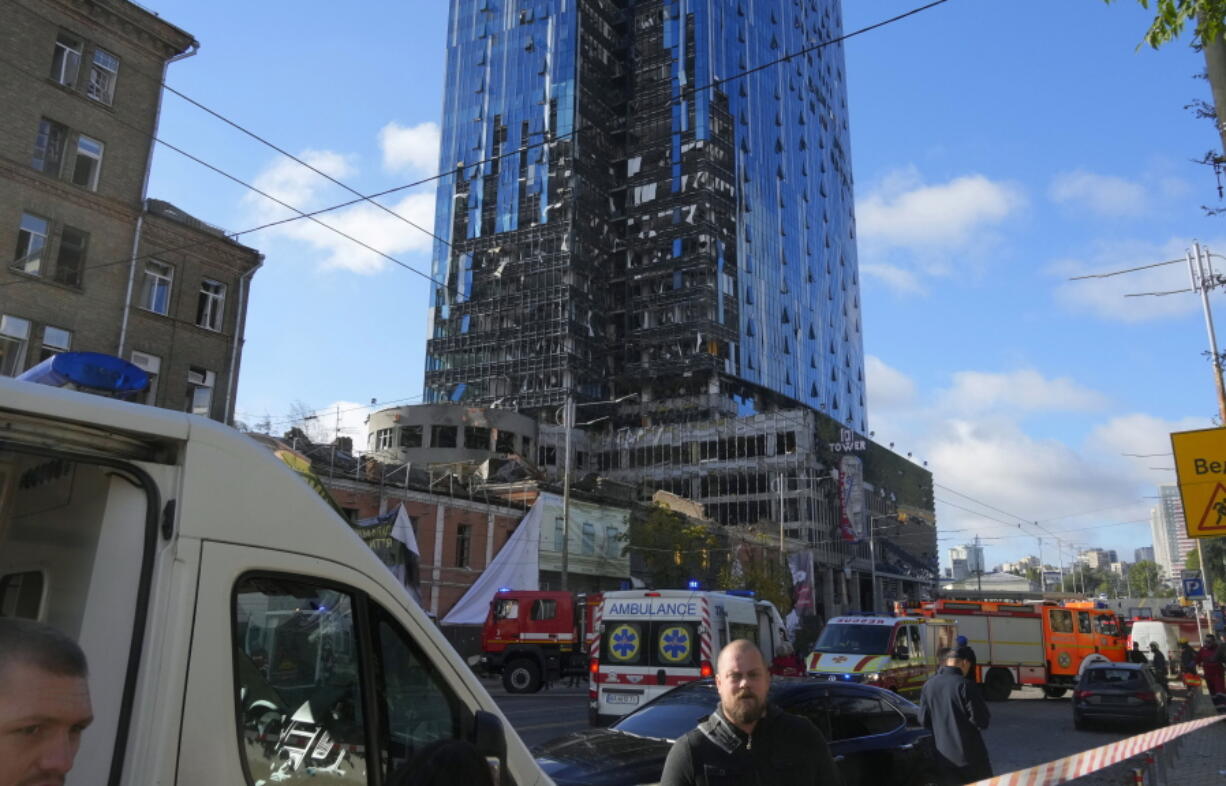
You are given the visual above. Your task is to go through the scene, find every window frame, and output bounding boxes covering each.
[32,118,68,176]
[0,315,32,377]
[86,46,119,105]
[196,278,226,331]
[130,350,160,405]
[38,325,72,362]
[14,212,50,275]
[71,134,104,190]
[54,225,88,287]
[186,366,214,416]
[50,33,82,87]
[139,260,173,315]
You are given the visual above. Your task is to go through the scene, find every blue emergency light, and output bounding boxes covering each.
[687,579,701,590]
[17,352,148,397]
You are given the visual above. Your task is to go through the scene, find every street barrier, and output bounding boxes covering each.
[966,714,1224,786]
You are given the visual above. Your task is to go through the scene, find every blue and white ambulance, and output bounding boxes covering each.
[589,589,788,724]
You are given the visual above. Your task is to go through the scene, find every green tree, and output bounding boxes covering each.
[624,504,720,589]
[1128,560,1163,597]
[716,552,793,616]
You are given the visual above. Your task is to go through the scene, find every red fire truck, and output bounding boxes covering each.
[905,599,1128,700]
[479,589,601,693]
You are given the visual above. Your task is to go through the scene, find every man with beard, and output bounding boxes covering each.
[660,639,841,786]
[919,650,991,784]
[0,618,93,786]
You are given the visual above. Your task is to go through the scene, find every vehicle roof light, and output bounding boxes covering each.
[17,352,148,396]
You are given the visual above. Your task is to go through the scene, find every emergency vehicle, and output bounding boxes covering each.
[479,589,601,693]
[906,599,1128,700]
[590,589,788,724]
[805,614,956,697]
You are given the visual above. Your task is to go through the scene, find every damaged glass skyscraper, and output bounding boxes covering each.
[425,0,937,614]
[426,0,864,430]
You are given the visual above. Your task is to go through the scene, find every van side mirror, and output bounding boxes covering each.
[472,710,507,784]
[893,645,909,660]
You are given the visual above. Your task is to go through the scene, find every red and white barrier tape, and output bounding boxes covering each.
[966,714,1225,786]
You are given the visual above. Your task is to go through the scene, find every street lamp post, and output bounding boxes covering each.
[867,512,900,613]
[558,392,637,592]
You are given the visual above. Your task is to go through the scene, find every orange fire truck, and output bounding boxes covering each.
[479,589,602,693]
[905,599,1128,700]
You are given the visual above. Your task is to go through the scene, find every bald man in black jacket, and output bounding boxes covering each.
[660,639,842,786]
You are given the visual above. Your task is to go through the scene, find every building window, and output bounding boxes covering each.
[399,425,423,448]
[50,34,81,86]
[13,213,49,275]
[195,279,226,331]
[140,260,173,314]
[130,351,159,405]
[71,135,103,190]
[32,119,67,176]
[375,428,394,450]
[605,526,620,558]
[55,226,87,287]
[465,426,490,450]
[431,425,457,448]
[455,524,471,568]
[0,316,31,377]
[581,522,596,555]
[86,48,119,105]
[38,326,71,362]
[554,516,564,552]
[186,366,214,416]
[495,429,516,453]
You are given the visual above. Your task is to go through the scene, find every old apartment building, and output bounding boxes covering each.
[0,0,261,422]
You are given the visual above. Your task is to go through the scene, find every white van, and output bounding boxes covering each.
[806,614,956,698]
[590,589,787,724]
[1128,620,1181,674]
[0,377,546,785]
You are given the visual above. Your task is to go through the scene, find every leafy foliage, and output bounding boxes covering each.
[1104,0,1226,48]
[716,554,793,616]
[1127,560,1169,597]
[624,504,721,589]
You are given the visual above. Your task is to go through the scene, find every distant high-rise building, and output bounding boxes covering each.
[1134,546,1155,564]
[1151,485,1194,579]
[949,543,984,581]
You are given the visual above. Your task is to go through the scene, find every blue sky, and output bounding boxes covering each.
[144,0,1223,573]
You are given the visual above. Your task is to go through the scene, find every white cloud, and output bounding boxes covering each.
[857,168,1026,250]
[938,369,1109,414]
[379,121,441,175]
[1048,170,1148,217]
[243,142,437,275]
[1047,238,1214,323]
[865,355,916,412]
[860,263,927,295]
[1087,412,1210,484]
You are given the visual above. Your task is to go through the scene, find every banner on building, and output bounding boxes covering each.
[442,495,543,625]
[838,455,865,542]
[788,550,815,615]
[354,504,422,604]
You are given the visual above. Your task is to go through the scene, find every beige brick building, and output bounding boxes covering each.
[0,0,261,422]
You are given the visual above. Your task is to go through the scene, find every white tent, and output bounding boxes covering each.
[441,495,543,624]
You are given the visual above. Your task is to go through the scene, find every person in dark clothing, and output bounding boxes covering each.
[954,635,977,683]
[1179,639,1198,677]
[919,650,991,785]
[1128,642,1149,664]
[660,639,842,786]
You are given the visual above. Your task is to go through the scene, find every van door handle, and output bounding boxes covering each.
[657,669,667,685]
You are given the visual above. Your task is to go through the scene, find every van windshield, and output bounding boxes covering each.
[813,624,894,655]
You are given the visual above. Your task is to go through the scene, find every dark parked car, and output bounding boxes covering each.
[533,678,940,786]
[1073,662,1169,730]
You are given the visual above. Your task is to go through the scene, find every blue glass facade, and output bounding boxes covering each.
[426,0,864,432]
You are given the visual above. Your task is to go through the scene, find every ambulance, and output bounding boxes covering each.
[806,614,956,698]
[590,588,788,724]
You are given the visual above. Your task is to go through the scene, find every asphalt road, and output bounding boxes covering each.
[486,678,1176,776]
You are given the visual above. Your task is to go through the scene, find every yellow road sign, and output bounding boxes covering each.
[1170,426,1226,538]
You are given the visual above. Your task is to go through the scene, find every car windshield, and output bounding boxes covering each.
[812,623,894,655]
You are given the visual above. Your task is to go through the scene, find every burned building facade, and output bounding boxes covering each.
[426,0,864,431]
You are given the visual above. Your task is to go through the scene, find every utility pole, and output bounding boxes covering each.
[1036,533,1044,590]
[1057,539,1067,593]
[975,534,982,592]
[1188,242,1222,612]
[779,471,786,569]
[560,393,574,592]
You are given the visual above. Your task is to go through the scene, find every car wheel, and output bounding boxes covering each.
[1155,708,1169,728]
[502,659,542,694]
[1043,686,1068,699]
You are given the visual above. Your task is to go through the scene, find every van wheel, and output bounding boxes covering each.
[984,669,1013,701]
[502,659,542,694]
